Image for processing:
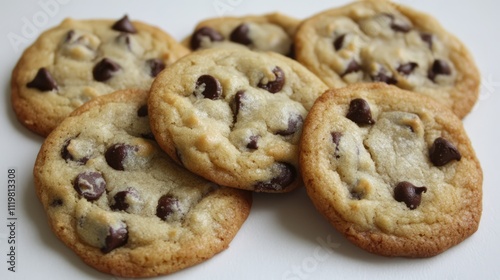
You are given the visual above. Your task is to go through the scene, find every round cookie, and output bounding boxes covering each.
[12,15,189,137]
[295,0,480,118]
[149,48,328,193]
[33,89,251,277]
[300,83,482,257]
[185,13,300,57]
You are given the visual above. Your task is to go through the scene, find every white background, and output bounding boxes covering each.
[1,0,499,279]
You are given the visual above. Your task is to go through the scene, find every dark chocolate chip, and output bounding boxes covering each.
[232,90,246,118]
[429,137,461,166]
[61,138,88,165]
[420,33,433,49]
[51,199,63,207]
[276,114,303,136]
[394,181,427,210]
[254,162,296,192]
[146,58,165,77]
[190,26,224,50]
[333,34,346,51]
[156,195,179,221]
[137,104,148,117]
[27,68,58,91]
[102,224,128,253]
[73,171,106,201]
[331,132,342,158]
[111,15,137,34]
[247,135,259,150]
[346,98,375,126]
[382,13,412,33]
[115,33,132,50]
[341,60,362,77]
[195,75,222,100]
[230,23,252,46]
[110,188,140,212]
[397,62,419,75]
[372,72,398,85]
[350,190,364,200]
[105,143,138,171]
[428,59,451,81]
[92,58,121,82]
[258,66,285,93]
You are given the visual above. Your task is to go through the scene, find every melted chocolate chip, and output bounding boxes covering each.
[137,104,148,117]
[61,138,88,165]
[102,224,128,253]
[190,27,224,50]
[232,90,246,119]
[111,15,137,34]
[258,66,285,93]
[341,60,362,77]
[346,98,375,126]
[146,58,165,77]
[420,33,433,49]
[331,132,342,158]
[156,195,179,221]
[372,72,398,85]
[195,75,222,100]
[428,59,451,81]
[397,62,419,75]
[429,137,461,166]
[92,58,121,82]
[27,68,58,91]
[230,23,252,45]
[334,34,346,51]
[254,162,296,192]
[73,171,106,201]
[105,143,137,171]
[277,114,303,136]
[247,135,259,150]
[394,181,427,210]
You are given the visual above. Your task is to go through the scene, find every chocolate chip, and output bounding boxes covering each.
[258,66,285,93]
[382,13,412,33]
[137,104,148,117]
[331,132,342,158]
[397,62,419,75]
[190,26,224,50]
[92,58,121,82]
[105,143,137,171]
[429,137,461,166]
[372,72,398,85]
[232,90,246,118]
[111,15,137,34]
[156,195,179,221]
[27,68,58,91]
[115,33,132,50]
[110,188,140,212]
[420,33,433,49]
[73,171,106,201]
[277,114,303,136]
[230,23,252,45]
[394,181,427,210]
[341,60,362,77]
[146,58,165,77]
[333,34,346,51]
[346,98,375,126]
[50,199,63,207]
[102,224,128,253]
[195,75,222,100]
[254,162,296,192]
[247,135,259,150]
[428,59,451,81]
[64,30,76,42]
[61,138,89,165]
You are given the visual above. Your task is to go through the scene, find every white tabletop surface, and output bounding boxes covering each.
[1,1,499,279]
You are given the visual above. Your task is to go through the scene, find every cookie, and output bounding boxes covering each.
[300,83,482,257]
[12,15,189,137]
[148,48,328,193]
[295,0,480,118]
[33,89,252,277]
[185,13,300,57]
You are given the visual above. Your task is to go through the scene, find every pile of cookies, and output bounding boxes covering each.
[11,0,483,277]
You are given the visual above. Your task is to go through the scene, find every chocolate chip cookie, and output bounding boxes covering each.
[33,89,251,277]
[149,48,328,193]
[12,15,189,137]
[295,0,480,118]
[185,13,299,57]
[300,83,482,257]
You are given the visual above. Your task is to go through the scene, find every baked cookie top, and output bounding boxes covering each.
[33,89,251,278]
[300,83,482,257]
[185,13,299,57]
[295,0,480,118]
[12,15,189,137]
[149,48,328,193]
